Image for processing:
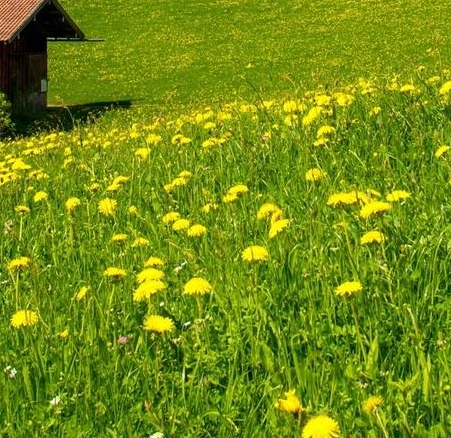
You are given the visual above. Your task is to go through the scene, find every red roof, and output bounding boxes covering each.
[0,0,85,42]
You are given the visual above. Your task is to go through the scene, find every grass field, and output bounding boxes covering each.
[49,0,451,110]
[2,1,451,437]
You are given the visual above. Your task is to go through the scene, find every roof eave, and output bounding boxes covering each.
[3,0,86,44]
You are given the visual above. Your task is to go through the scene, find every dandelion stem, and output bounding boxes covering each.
[351,301,366,361]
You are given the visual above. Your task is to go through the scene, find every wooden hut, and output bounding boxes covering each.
[0,0,85,114]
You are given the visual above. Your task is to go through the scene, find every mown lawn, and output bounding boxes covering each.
[50,0,451,110]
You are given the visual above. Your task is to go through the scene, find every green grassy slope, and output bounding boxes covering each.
[50,0,451,110]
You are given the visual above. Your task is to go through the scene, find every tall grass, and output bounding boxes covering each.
[1,70,451,436]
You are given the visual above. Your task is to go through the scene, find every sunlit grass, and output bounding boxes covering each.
[49,0,451,110]
[1,72,451,436]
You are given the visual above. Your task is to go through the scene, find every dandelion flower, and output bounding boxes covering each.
[144,256,164,268]
[111,233,128,244]
[335,281,363,297]
[275,390,302,415]
[359,201,391,219]
[360,231,385,245]
[435,145,450,158]
[132,237,150,247]
[143,315,174,333]
[172,218,190,231]
[33,191,48,203]
[223,184,248,202]
[98,198,117,216]
[305,168,326,182]
[128,206,138,215]
[187,224,207,237]
[57,329,69,339]
[386,190,411,202]
[370,106,381,116]
[302,414,340,438]
[362,395,383,415]
[7,256,30,272]
[65,197,80,214]
[257,203,280,220]
[316,125,336,138]
[269,219,289,238]
[137,268,165,283]
[75,286,90,300]
[135,148,150,160]
[15,205,30,215]
[133,280,166,302]
[183,277,212,296]
[439,81,451,95]
[104,267,127,279]
[327,192,366,206]
[11,310,39,328]
[242,245,269,262]
[162,211,180,224]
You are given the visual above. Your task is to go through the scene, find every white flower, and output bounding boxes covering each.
[4,365,17,378]
[173,260,188,272]
[50,396,62,406]
[150,433,164,438]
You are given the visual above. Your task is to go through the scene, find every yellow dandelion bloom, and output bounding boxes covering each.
[7,256,30,272]
[75,286,90,300]
[98,198,117,216]
[133,280,166,302]
[111,233,128,244]
[164,183,174,193]
[275,390,302,415]
[360,231,385,245]
[162,211,181,224]
[439,81,451,95]
[143,315,174,333]
[144,256,164,268]
[386,190,411,202]
[65,197,80,214]
[137,268,165,283]
[435,145,450,158]
[58,329,70,339]
[172,218,190,231]
[269,219,290,238]
[132,237,150,247]
[88,182,100,191]
[335,281,363,297]
[257,203,280,220]
[242,245,269,262]
[316,125,335,138]
[15,205,30,215]
[33,191,48,203]
[128,205,138,215]
[187,224,207,237]
[11,310,39,328]
[171,134,191,145]
[135,148,150,160]
[103,267,127,279]
[359,201,391,219]
[302,106,323,126]
[223,184,249,202]
[305,168,326,182]
[223,192,238,203]
[183,277,212,296]
[370,106,382,116]
[362,395,383,415]
[302,414,340,438]
[327,192,363,206]
[178,170,192,179]
[170,176,189,187]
